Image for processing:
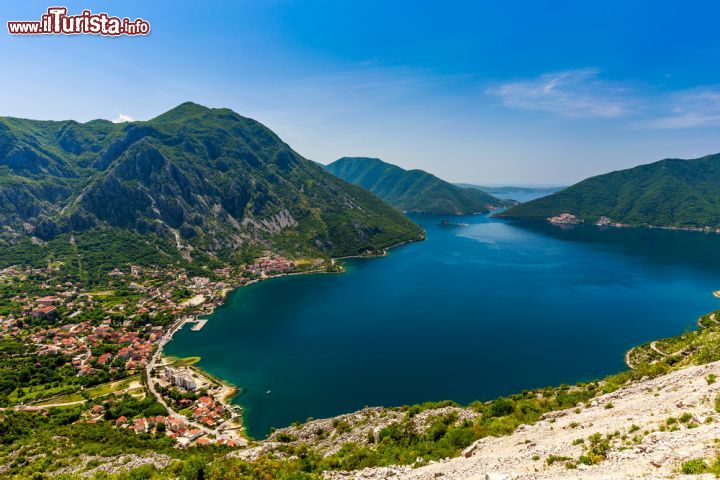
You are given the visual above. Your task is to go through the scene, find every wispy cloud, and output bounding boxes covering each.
[486,68,630,118]
[632,89,720,129]
[487,69,720,131]
[112,113,135,123]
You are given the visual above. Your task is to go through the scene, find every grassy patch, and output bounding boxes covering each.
[166,356,202,367]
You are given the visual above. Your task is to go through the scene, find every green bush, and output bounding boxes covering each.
[680,458,708,474]
[546,455,572,465]
[276,432,296,443]
[487,398,514,418]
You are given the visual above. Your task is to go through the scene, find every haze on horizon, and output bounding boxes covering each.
[2,0,720,185]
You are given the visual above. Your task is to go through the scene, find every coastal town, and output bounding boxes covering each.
[547,212,720,233]
[0,253,316,448]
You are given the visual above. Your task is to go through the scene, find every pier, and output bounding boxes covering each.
[191,319,208,331]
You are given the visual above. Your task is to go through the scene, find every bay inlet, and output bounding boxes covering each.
[166,214,720,438]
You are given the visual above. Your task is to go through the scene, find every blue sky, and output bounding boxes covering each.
[3,1,720,184]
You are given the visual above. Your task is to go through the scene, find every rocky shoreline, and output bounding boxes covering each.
[233,405,480,462]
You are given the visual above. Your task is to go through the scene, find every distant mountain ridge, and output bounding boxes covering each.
[0,103,423,272]
[455,184,564,203]
[325,157,509,215]
[455,184,564,195]
[497,153,720,229]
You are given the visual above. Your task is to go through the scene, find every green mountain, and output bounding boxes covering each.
[0,103,423,272]
[497,153,720,228]
[325,157,509,215]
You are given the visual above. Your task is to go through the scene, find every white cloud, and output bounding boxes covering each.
[632,89,720,130]
[486,68,630,118]
[486,69,720,130]
[112,113,135,123]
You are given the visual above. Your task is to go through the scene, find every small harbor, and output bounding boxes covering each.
[191,319,208,331]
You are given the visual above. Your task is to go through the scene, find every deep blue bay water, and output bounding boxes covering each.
[166,214,720,438]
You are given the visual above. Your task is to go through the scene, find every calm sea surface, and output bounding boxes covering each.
[166,213,720,438]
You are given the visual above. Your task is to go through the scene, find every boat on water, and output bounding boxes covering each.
[440,220,469,228]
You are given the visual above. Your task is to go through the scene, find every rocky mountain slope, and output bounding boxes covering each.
[236,405,481,462]
[497,153,720,229]
[0,104,423,271]
[320,361,720,479]
[325,157,509,215]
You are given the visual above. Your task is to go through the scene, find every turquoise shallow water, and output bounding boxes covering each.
[166,214,720,438]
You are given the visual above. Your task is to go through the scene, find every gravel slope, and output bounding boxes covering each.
[326,361,720,480]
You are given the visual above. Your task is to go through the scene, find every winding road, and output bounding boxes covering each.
[649,341,667,357]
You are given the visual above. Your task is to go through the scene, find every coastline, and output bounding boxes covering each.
[331,234,425,261]
[597,223,720,234]
[166,229,716,441]
[537,216,720,234]
[153,236,424,440]
[186,235,424,319]
[162,354,243,413]
[496,210,720,235]
[625,289,720,370]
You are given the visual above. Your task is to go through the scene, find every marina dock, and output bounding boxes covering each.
[191,319,208,331]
